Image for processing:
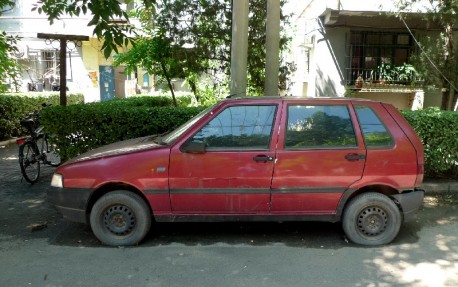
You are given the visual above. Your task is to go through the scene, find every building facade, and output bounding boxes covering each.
[286,0,451,109]
[0,0,145,102]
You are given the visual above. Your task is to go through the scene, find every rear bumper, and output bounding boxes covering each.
[47,186,92,224]
[393,188,425,222]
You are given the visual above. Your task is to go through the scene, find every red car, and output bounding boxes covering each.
[48,97,425,246]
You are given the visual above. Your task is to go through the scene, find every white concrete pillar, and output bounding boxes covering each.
[264,0,280,96]
[230,0,249,97]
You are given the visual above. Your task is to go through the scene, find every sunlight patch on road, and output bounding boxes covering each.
[371,237,458,287]
[402,261,457,287]
[437,216,458,225]
[21,199,45,208]
[1,155,18,161]
[423,196,439,207]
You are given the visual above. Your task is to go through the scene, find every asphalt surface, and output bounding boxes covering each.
[0,141,457,287]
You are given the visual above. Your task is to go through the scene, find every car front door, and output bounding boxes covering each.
[271,101,366,214]
[169,103,280,214]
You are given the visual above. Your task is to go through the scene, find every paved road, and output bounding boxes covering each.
[1,143,457,287]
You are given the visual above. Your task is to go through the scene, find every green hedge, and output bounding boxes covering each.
[402,108,458,179]
[0,92,84,140]
[41,103,204,161]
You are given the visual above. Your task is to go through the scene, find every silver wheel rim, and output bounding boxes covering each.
[357,206,388,237]
[103,205,136,236]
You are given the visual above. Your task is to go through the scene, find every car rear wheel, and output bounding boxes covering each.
[342,192,401,246]
[90,191,151,246]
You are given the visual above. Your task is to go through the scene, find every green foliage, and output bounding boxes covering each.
[0,31,22,92]
[32,0,156,58]
[402,108,458,178]
[375,63,418,84]
[0,93,84,140]
[395,0,458,109]
[114,35,182,105]
[1,1,23,92]
[41,101,204,160]
[123,0,292,101]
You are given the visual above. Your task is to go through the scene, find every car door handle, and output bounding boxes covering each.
[345,153,366,161]
[253,155,274,162]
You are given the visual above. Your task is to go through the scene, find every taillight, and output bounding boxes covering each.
[415,163,424,187]
[16,139,26,145]
[418,164,424,175]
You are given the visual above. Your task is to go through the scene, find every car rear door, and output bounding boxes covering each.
[271,99,366,214]
[169,101,281,214]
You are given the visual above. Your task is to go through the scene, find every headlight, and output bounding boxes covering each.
[51,173,63,188]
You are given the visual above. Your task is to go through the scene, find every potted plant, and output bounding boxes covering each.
[395,63,418,85]
[376,63,396,83]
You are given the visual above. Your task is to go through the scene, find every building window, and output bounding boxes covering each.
[302,47,310,79]
[347,31,413,85]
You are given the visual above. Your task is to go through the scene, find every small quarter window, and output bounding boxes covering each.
[355,105,394,148]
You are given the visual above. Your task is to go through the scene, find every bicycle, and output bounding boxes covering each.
[16,104,61,184]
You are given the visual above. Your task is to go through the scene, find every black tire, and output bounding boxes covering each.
[42,137,61,166]
[342,192,402,246]
[19,141,40,184]
[90,191,152,246]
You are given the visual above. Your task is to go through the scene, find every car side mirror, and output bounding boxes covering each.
[182,141,206,153]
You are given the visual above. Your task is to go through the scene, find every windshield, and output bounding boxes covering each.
[160,104,217,145]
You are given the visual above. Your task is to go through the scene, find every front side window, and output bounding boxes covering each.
[285,105,357,149]
[190,105,277,151]
[355,105,394,148]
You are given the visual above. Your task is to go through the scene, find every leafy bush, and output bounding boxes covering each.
[402,108,458,178]
[94,95,176,107]
[0,92,84,140]
[41,103,204,161]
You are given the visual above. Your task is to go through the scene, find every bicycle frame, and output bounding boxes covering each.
[17,104,61,183]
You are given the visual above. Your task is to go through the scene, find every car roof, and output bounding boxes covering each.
[224,96,381,103]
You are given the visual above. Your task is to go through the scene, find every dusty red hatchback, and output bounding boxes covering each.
[48,97,425,246]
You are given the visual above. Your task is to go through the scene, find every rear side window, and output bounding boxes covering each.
[355,105,394,148]
[285,105,357,149]
[190,105,277,150]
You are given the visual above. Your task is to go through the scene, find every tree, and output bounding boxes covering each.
[0,0,22,92]
[33,0,156,59]
[396,0,458,110]
[161,0,291,95]
[120,0,291,102]
[114,34,184,106]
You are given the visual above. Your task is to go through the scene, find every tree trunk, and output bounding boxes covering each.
[440,14,455,110]
[452,91,458,111]
[160,62,178,107]
[188,79,200,103]
[440,85,450,110]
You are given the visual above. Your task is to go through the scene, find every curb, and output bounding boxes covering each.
[0,138,18,146]
[421,180,458,194]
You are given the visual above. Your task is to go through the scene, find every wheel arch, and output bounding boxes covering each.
[86,182,152,218]
[336,184,401,221]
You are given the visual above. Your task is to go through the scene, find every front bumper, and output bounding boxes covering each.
[47,186,93,224]
[393,188,425,222]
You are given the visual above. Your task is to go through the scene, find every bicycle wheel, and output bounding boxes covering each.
[19,141,40,183]
[43,137,61,167]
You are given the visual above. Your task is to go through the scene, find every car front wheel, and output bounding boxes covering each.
[342,192,402,246]
[90,191,152,246]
